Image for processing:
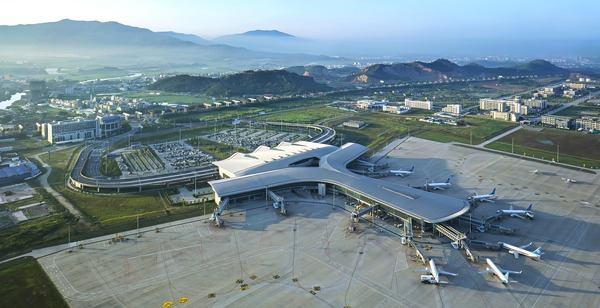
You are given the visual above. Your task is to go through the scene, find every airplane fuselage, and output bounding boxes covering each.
[501,242,542,260]
[486,258,509,284]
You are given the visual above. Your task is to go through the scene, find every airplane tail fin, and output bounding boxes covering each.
[526,203,533,211]
[534,247,544,255]
[491,187,496,195]
[504,272,510,281]
[509,205,514,211]
[410,165,415,172]
[446,177,451,183]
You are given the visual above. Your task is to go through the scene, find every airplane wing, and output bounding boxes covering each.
[438,270,458,277]
[499,268,522,275]
[511,214,525,220]
[509,251,519,259]
[483,198,495,203]
[520,242,533,249]
[437,280,449,284]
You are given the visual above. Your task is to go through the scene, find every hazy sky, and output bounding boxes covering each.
[1,0,599,41]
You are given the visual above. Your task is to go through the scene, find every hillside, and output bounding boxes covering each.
[149,70,331,96]
[0,20,341,71]
[350,59,568,84]
[285,65,360,83]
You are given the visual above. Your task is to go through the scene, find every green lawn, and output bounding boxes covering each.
[414,116,517,145]
[485,128,600,168]
[38,145,80,187]
[0,257,68,308]
[554,105,600,117]
[321,112,516,153]
[256,106,351,124]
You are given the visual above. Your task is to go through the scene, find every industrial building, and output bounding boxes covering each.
[404,98,432,110]
[0,161,40,187]
[209,141,470,227]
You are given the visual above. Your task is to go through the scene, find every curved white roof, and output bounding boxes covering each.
[209,141,470,223]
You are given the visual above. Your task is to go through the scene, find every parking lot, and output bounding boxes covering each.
[150,141,213,170]
[205,128,308,150]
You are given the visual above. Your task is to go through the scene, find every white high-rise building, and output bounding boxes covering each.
[441,104,462,115]
[404,98,432,110]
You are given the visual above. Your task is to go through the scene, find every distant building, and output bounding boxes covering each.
[0,124,24,137]
[479,98,513,111]
[567,82,586,90]
[491,111,510,121]
[541,115,573,129]
[47,118,99,144]
[97,115,123,138]
[29,80,48,103]
[404,98,432,110]
[523,99,548,110]
[382,105,411,114]
[563,89,576,98]
[441,104,462,115]
[44,115,123,144]
[575,117,600,131]
[342,120,366,129]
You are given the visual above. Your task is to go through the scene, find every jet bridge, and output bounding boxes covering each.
[209,197,229,227]
[267,190,286,215]
[351,205,375,222]
[435,223,476,262]
[458,215,516,234]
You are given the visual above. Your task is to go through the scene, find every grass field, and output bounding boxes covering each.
[39,145,81,187]
[554,105,600,117]
[0,257,68,308]
[485,128,600,168]
[256,106,352,124]
[321,112,516,153]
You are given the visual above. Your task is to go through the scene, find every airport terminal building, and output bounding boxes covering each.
[209,141,470,228]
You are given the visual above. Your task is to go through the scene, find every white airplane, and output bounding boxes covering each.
[497,204,534,220]
[390,166,414,177]
[500,242,544,260]
[424,178,451,191]
[530,169,539,174]
[479,258,522,284]
[417,259,458,284]
[468,188,497,203]
[561,177,577,184]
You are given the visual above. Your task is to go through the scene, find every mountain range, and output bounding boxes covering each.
[0,19,341,71]
[149,70,331,96]
[349,59,568,84]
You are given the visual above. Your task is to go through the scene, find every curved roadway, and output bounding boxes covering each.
[69,123,335,192]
